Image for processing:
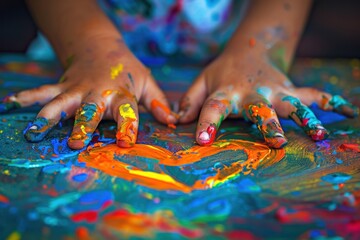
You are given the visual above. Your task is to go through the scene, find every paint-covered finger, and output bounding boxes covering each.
[114,101,139,148]
[295,87,359,117]
[0,84,63,113]
[142,77,177,126]
[282,95,329,141]
[24,90,81,142]
[178,74,207,123]
[196,93,232,146]
[321,95,359,117]
[68,102,104,149]
[244,100,287,148]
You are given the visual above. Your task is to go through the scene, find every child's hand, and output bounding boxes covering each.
[1,38,176,149]
[178,48,359,148]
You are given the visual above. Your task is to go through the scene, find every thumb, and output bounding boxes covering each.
[141,76,178,125]
[178,74,207,124]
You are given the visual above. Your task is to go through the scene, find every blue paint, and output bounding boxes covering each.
[79,190,114,209]
[335,158,343,164]
[72,173,88,182]
[236,178,261,193]
[321,172,352,184]
[280,104,346,129]
[256,86,272,99]
[24,117,52,142]
[42,163,71,174]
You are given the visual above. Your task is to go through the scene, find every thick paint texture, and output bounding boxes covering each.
[24,117,54,142]
[1,57,360,239]
[68,103,101,149]
[116,103,137,147]
[282,96,328,140]
[246,102,287,148]
[78,140,285,193]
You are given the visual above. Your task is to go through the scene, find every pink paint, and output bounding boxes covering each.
[198,125,216,146]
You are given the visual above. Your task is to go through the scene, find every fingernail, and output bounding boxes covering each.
[24,117,54,142]
[308,125,329,141]
[0,98,21,113]
[263,121,288,148]
[116,120,137,148]
[198,125,217,146]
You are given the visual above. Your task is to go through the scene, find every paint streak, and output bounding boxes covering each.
[68,103,102,149]
[110,63,124,80]
[151,99,171,115]
[24,117,55,142]
[0,194,9,204]
[321,95,359,117]
[198,124,217,146]
[321,172,352,184]
[338,144,360,153]
[78,139,285,193]
[282,96,328,141]
[117,103,137,147]
[102,209,203,238]
[246,102,287,148]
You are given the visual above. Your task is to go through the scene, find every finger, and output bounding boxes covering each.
[0,84,63,113]
[244,97,287,149]
[141,77,177,126]
[178,74,207,123]
[295,87,359,117]
[68,100,105,150]
[282,95,329,141]
[112,97,139,148]
[24,89,82,142]
[196,91,232,146]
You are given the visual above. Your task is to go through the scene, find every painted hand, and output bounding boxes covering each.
[0,40,177,149]
[178,51,359,148]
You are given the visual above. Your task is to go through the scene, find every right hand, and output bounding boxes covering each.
[0,36,177,149]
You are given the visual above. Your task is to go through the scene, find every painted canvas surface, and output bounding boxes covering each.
[0,55,360,239]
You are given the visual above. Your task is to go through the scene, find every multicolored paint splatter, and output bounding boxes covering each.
[0,57,360,239]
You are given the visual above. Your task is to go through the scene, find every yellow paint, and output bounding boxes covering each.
[6,231,21,240]
[111,63,123,80]
[80,125,86,135]
[119,104,136,119]
[3,170,10,175]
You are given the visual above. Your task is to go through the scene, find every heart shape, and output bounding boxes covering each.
[79,139,285,193]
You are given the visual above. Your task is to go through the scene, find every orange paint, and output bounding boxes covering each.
[249,37,256,48]
[76,226,90,240]
[151,99,171,115]
[101,209,203,238]
[78,139,285,193]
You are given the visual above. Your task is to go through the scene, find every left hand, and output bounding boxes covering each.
[178,49,359,148]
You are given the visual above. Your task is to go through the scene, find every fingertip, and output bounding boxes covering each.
[150,99,178,124]
[23,117,54,143]
[308,125,329,141]
[265,135,288,149]
[116,103,138,147]
[197,124,217,146]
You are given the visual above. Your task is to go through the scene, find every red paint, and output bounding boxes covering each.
[198,125,217,146]
[339,143,360,153]
[226,230,259,240]
[76,226,89,239]
[71,211,98,223]
[0,194,9,204]
[275,207,312,224]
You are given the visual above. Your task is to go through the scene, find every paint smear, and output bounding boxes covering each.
[117,103,137,147]
[78,140,285,193]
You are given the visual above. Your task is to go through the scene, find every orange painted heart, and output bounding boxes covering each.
[78,139,285,193]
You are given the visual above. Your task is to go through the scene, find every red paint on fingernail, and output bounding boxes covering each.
[310,127,329,141]
[198,125,217,146]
